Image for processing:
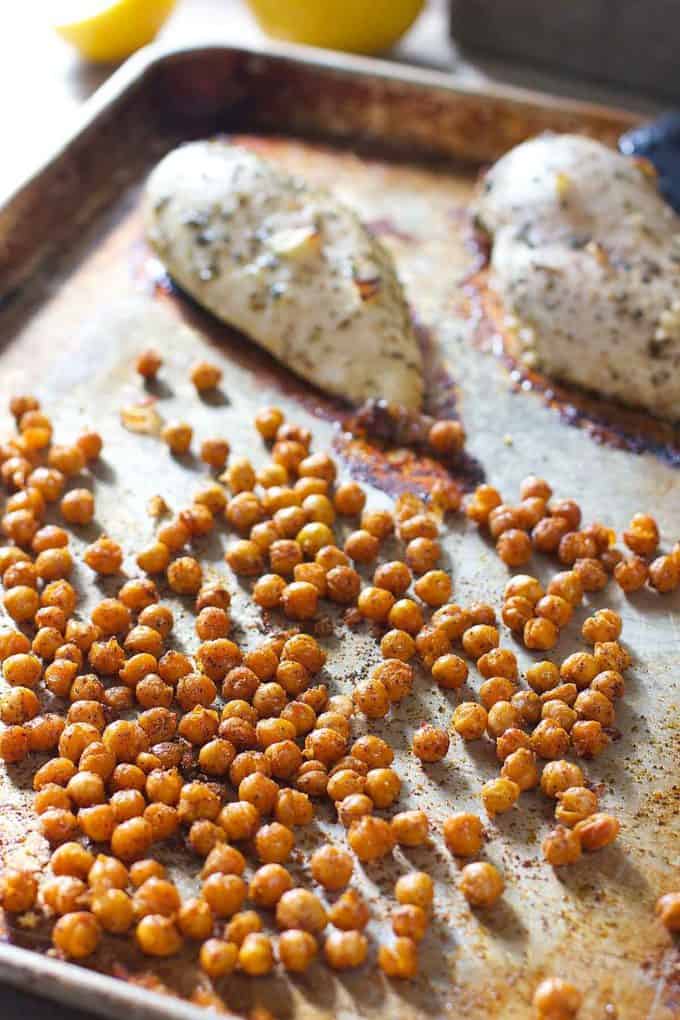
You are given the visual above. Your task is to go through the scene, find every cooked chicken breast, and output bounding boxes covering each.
[145,141,423,409]
[474,134,680,422]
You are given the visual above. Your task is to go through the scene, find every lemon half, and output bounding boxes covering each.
[246,0,425,55]
[54,0,177,63]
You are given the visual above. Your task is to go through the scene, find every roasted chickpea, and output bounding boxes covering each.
[452,702,487,740]
[378,937,418,979]
[458,861,504,908]
[53,911,101,958]
[532,977,582,1020]
[656,892,680,933]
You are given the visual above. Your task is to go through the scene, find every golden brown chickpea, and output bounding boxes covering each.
[91,888,134,934]
[560,652,598,690]
[87,855,128,891]
[480,777,520,816]
[532,977,582,1020]
[501,748,539,791]
[648,553,680,593]
[360,508,394,541]
[392,903,428,943]
[110,816,153,861]
[656,892,680,933]
[177,897,214,941]
[128,860,166,888]
[412,723,449,763]
[542,825,582,867]
[324,564,360,604]
[48,445,86,478]
[523,617,559,651]
[324,929,368,971]
[245,863,290,909]
[310,844,353,891]
[501,596,534,634]
[53,911,101,958]
[281,581,318,620]
[325,890,368,934]
[347,815,395,862]
[452,702,488,740]
[3,652,42,689]
[392,874,432,916]
[353,678,389,719]
[541,700,577,732]
[3,585,40,623]
[375,628,411,660]
[391,810,429,847]
[132,877,181,920]
[250,573,284,610]
[535,594,573,629]
[278,929,318,973]
[555,786,598,827]
[201,872,247,919]
[495,528,531,566]
[60,489,95,527]
[135,348,162,378]
[378,937,418,979]
[479,677,515,710]
[189,359,222,391]
[33,757,76,790]
[197,937,238,978]
[254,821,295,864]
[226,492,263,533]
[0,868,38,913]
[0,685,40,725]
[581,608,622,646]
[573,812,620,850]
[591,670,625,701]
[223,539,262,577]
[135,914,182,957]
[540,761,585,798]
[531,515,569,554]
[622,513,659,557]
[573,556,608,593]
[83,537,123,576]
[530,719,570,760]
[613,555,649,593]
[461,624,499,659]
[255,406,285,441]
[198,437,229,471]
[428,418,465,455]
[465,485,502,526]
[76,431,103,461]
[276,887,327,933]
[238,932,274,975]
[458,861,504,908]
[167,556,203,595]
[442,812,483,857]
[405,536,441,575]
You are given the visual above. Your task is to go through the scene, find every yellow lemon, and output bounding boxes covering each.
[246,0,425,55]
[53,0,177,63]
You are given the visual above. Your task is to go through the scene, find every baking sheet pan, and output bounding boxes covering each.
[0,42,677,1020]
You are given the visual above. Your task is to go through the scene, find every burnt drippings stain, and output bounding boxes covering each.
[138,252,483,496]
[466,261,680,467]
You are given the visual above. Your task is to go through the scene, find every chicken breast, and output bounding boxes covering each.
[474,134,680,422]
[145,141,423,409]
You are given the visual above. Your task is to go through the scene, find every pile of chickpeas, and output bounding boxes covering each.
[0,351,677,1020]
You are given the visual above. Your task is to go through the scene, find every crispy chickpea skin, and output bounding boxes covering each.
[443,813,484,857]
[656,892,680,933]
[53,911,101,958]
[458,861,504,908]
[378,937,419,979]
[532,977,582,1020]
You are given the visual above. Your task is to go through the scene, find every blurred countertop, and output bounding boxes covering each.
[2,0,659,200]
